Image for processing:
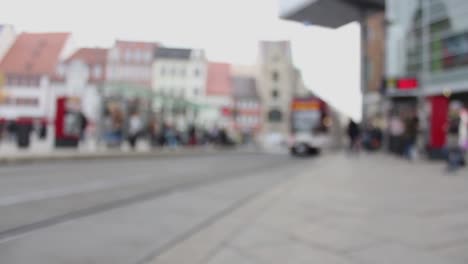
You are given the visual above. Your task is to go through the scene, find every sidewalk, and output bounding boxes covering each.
[150,153,468,264]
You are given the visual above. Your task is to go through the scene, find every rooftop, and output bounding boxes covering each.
[66,48,108,65]
[0,32,70,76]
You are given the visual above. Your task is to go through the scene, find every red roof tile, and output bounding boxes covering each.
[0,32,70,76]
[66,48,107,65]
[66,48,108,83]
[206,62,231,96]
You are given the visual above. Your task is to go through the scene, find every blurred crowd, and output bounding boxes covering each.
[102,111,236,150]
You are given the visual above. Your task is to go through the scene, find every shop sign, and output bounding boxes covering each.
[386,77,419,91]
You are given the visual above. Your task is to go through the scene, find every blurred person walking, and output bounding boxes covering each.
[164,123,178,149]
[448,107,468,171]
[403,113,419,160]
[347,119,361,153]
[79,111,88,141]
[389,114,404,155]
[128,112,142,150]
[459,107,468,153]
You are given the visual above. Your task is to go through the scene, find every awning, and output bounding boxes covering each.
[279,0,385,28]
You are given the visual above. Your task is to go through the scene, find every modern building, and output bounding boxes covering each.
[231,76,261,137]
[152,47,207,128]
[0,24,16,62]
[364,11,386,120]
[0,32,74,121]
[386,0,468,157]
[257,41,296,138]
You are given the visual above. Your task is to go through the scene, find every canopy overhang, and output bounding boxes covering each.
[279,0,385,28]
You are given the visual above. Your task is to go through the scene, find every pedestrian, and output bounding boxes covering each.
[149,118,160,147]
[164,123,178,148]
[79,111,88,141]
[347,119,361,153]
[389,114,404,154]
[188,124,197,146]
[459,107,468,153]
[128,112,142,150]
[403,113,419,160]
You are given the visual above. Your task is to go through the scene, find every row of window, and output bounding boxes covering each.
[235,101,259,109]
[107,66,150,81]
[0,97,39,106]
[158,87,201,97]
[55,64,103,79]
[159,66,201,77]
[6,75,41,87]
[236,116,259,125]
[109,49,153,64]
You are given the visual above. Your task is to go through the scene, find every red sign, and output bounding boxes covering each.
[221,106,231,116]
[396,78,418,90]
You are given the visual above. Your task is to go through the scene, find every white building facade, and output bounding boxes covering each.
[152,48,207,128]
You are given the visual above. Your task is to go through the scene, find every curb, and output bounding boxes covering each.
[0,147,262,166]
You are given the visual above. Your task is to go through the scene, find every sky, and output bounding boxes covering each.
[0,0,362,121]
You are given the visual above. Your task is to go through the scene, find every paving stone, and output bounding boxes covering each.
[350,243,462,264]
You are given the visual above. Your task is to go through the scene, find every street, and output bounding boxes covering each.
[0,152,307,263]
[1,151,468,264]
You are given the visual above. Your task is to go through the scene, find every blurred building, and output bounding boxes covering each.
[257,41,296,139]
[61,48,108,124]
[0,32,73,121]
[200,62,232,129]
[231,76,261,137]
[152,47,207,128]
[363,12,386,120]
[386,0,468,157]
[0,24,16,62]
[105,40,157,97]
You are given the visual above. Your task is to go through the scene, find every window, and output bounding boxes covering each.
[160,67,166,76]
[366,59,373,82]
[180,68,186,76]
[268,109,283,122]
[367,28,374,41]
[194,68,200,76]
[125,49,132,62]
[93,65,102,78]
[171,67,176,76]
[110,49,120,61]
[272,89,279,98]
[135,50,141,62]
[193,87,199,96]
[272,71,279,82]
[15,97,39,106]
[144,51,152,62]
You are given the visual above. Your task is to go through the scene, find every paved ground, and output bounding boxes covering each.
[0,152,307,263]
[151,153,468,264]
[2,151,468,264]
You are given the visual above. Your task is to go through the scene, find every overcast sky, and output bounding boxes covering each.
[0,0,362,120]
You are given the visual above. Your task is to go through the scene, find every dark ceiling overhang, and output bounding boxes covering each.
[280,0,385,28]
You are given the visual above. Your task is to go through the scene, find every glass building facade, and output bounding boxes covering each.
[388,0,468,94]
